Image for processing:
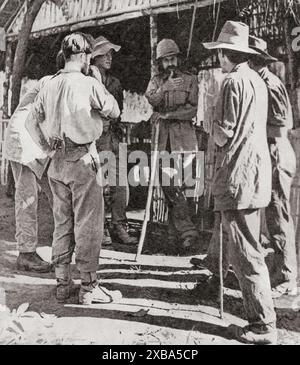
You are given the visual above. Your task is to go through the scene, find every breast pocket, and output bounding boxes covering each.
[165,89,189,110]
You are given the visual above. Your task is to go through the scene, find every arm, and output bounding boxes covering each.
[213,79,239,147]
[163,105,198,121]
[145,77,164,107]
[25,94,53,157]
[90,79,120,120]
[267,81,293,129]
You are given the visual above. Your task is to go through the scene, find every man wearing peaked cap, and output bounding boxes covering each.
[197,21,277,344]
[92,36,137,246]
[249,36,298,299]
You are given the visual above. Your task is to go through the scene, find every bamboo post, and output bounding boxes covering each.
[2,40,14,192]
[149,13,158,78]
[284,16,299,127]
[3,40,13,120]
[135,122,160,261]
[219,217,224,320]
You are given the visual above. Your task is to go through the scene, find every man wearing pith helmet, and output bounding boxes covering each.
[92,36,137,246]
[146,38,200,254]
[249,36,298,299]
[202,21,277,344]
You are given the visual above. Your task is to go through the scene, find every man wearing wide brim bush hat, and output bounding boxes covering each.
[195,21,277,345]
[249,35,298,301]
[202,20,259,54]
[92,36,138,246]
[249,35,278,62]
[92,36,121,58]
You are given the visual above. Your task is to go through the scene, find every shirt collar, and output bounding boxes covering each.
[231,62,250,74]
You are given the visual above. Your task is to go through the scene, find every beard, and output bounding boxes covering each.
[165,65,178,77]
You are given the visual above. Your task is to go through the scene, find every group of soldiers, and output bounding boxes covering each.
[3,19,299,345]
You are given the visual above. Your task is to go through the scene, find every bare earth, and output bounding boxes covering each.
[0,186,299,345]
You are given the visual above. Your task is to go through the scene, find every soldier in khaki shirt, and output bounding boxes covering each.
[26,33,121,305]
[146,39,199,253]
[249,36,298,298]
[92,36,137,246]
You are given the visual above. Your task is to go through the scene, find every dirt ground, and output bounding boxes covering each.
[0,185,300,345]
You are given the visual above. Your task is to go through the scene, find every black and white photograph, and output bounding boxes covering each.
[0,0,299,347]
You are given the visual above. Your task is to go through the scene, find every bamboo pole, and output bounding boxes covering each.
[135,122,160,260]
[3,40,13,120]
[219,217,224,320]
[149,13,158,78]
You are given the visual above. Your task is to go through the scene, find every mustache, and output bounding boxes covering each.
[167,66,177,71]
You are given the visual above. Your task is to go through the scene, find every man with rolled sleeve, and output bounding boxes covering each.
[25,33,121,305]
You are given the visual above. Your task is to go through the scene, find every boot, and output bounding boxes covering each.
[190,256,208,270]
[17,252,52,273]
[102,226,112,247]
[55,264,71,303]
[228,323,277,345]
[111,223,138,245]
[78,272,122,305]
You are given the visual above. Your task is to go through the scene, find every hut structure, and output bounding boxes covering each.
[0,0,299,262]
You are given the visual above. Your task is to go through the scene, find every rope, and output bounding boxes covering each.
[212,1,221,42]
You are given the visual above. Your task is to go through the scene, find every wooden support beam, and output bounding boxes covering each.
[6,0,224,41]
[3,40,13,119]
[149,13,158,78]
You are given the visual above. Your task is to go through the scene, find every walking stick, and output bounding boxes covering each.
[135,121,160,261]
[219,217,224,319]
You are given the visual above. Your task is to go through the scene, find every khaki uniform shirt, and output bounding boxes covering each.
[29,69,120,145]
[259,67,293,131]
[146,70,198,152]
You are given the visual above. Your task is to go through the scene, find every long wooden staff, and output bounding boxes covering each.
[219,216,224,319]
[135,121,160,261]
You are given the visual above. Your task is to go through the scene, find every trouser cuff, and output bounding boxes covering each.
[55,264,71,283]
[80,272,98,286]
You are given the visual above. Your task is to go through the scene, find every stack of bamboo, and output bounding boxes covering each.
[197,68,224,209]
[121,90,153,124]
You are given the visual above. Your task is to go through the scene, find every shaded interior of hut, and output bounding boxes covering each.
[3,0,300,253]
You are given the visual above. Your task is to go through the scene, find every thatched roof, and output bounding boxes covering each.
[0,0,24,29]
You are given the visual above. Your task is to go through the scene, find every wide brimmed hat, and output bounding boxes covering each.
[92,36,121,58]
[249,36,278,62]
[203,21,259,54]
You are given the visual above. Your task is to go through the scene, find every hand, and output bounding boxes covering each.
[159,113,170,120]
[89,65,102,83]
[48,150,56,159]
[163,71,183,91]
[150,112,161,125]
